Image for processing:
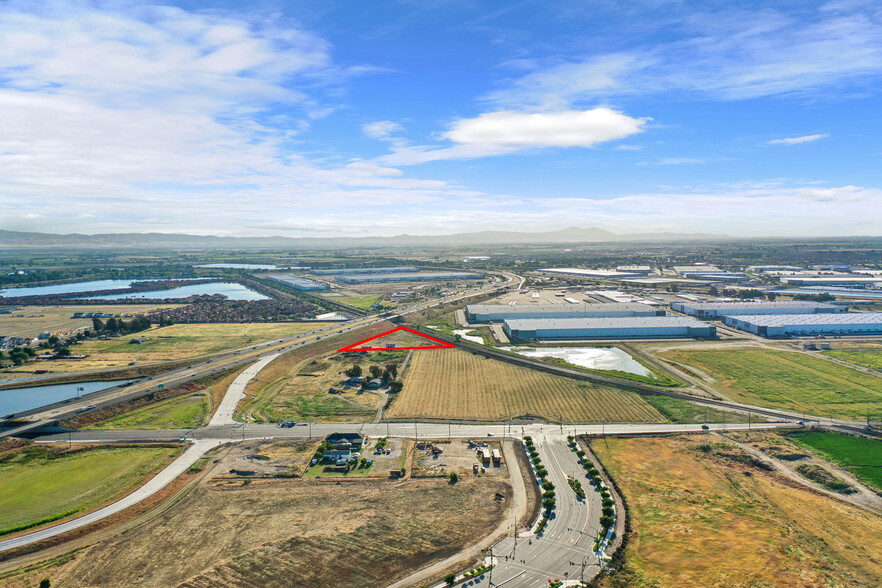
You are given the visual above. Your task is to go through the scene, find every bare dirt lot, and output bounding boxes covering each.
[413,439,509,479]
[3,450,512,588]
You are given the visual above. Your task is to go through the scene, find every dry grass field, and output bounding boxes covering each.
[2,472,510,587]
[592,435,882,587]
[1,322,332,377]
[0,304,177,338]
[386,348,666,423]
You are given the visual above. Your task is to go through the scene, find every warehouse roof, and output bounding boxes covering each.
[504,316,708,330]
[467,303,655,315]
[675,301,839,311]
[338,271,481,281]
[726,313,882,327]
[538,267,646,277]
[311,266,417,275]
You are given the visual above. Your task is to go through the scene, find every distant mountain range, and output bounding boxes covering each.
[0,227,728,249]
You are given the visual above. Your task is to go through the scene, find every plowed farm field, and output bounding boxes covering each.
[386,348,665,423]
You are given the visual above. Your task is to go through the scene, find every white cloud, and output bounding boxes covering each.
[484,5,882,106]
[767,133,830,145]
[0,1,482,236]
[363,120,404,139]
[380,108,647,165]
[485,53,648,109]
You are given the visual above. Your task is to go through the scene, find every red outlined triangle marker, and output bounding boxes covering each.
[338,326,456,352]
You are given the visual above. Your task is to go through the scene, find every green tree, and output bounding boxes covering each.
[449,471,459,483]
[92,317,105,332]
[369,365,382,379]
[384,363,398,380]
[56,347,72,357]
[388,381,403,393]
[40,579,51,588]
[344,364,362,378]
[444,573,456,585]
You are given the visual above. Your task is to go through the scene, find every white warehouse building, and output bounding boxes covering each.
[268,275,329,291]
[503,316,715,342]
[671,300,844,319]
[723,313,882,337]
[336,272,482,284]
[311,266,417,275]
[466,303,664,323]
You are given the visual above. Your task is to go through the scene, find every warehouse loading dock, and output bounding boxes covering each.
[503,316,715,342]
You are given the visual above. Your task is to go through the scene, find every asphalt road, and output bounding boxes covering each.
[467,433,604,587]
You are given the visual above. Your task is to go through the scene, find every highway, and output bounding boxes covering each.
[0,270,519,440]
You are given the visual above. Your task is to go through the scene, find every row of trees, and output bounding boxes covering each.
[1,346,36,367]
[343,363,404,393]
[92,316,152,335]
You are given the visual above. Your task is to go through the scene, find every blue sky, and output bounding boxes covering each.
[1,0,880,237]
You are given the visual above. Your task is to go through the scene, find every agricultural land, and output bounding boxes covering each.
[386,348,666,423]
[1,322,332,377]
[657,348,882,420]
[592,435,882,588]
[2,456,510,588]
[0,442,181,536]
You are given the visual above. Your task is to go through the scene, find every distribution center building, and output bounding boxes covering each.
[267,275,329,291]
[311,266,417,275]
[466,303,664,323]
[671,300,845,319]
[336,272,482,284]
[723,313,882,337]
[503,316,715,342]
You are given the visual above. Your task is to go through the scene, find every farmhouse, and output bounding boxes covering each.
[326,432,364,449]
[322,449,352,465]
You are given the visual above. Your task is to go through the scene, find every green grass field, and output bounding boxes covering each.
[824,349,882,372]
[787,431,882,492]
[85,394,208,430]
[644,395,767,424]
[331,295,382,310]
[659,348,882,420]
[0,444,180,535]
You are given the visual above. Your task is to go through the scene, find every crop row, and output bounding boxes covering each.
[389,349,666,423]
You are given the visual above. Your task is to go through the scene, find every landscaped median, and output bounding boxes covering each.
[522,436,555,534]
[567,435,615,552]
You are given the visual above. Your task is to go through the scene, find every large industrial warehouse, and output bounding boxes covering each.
[723,313,882,337]
[503,316,716,342]
[311,266,417,275]
[336,271,482,284]
[672,300,845,319]
[466,302,664,323]
[268,275,329,291]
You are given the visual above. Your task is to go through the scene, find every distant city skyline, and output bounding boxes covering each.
[1,0,880,237]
